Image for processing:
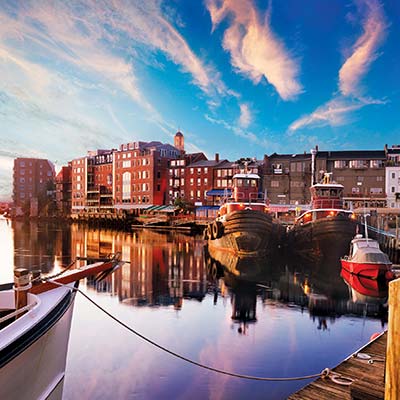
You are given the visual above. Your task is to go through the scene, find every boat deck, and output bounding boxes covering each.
[289,332,386,400]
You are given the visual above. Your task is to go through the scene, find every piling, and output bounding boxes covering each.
[385,277,400,399]
[13,268,31,318]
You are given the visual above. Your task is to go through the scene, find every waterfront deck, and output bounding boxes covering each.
[289,332,386,400]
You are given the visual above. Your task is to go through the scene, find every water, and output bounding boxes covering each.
[0,218,388,399]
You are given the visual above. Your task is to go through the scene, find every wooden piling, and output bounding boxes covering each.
[385,277,400,400]
[14,268,30,318]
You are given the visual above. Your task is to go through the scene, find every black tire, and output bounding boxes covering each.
[212,221,224,239]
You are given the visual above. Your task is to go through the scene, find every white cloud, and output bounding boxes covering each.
[288,98,364,132]
[238,103,252,128]
[289,0,387,133]
[206,0,302,100]
[339,0,387,97]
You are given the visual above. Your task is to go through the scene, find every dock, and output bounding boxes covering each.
[289,332,387,400]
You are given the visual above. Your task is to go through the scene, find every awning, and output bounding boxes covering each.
[206,189,232,196]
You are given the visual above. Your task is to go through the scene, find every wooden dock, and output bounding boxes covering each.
[289,332,387,400]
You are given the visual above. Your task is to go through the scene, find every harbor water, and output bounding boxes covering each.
[0,218,388,399]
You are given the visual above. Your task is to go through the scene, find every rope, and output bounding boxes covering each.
[0,302,37,324]
[44,279,349,383]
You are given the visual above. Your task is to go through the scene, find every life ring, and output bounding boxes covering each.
[212,221,224,239]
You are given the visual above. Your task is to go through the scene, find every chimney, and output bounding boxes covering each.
[311,148,317,186]
[215,153,219,162]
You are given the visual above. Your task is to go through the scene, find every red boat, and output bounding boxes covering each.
[341,234,393,281]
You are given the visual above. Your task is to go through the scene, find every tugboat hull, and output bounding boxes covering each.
[288,216,358,265]
[207,210,277,256]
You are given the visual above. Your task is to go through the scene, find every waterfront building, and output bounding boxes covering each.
[385,145,400,209]
[168,151,207,205]
[113,140,181,212]
[263,148,387,209]
[12,157,55,217]
[55,163,72,216]
[71,150,114,213]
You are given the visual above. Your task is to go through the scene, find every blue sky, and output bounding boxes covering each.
[0,0,399,200]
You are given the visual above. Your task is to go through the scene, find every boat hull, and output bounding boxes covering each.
[207,210,279,256]
[288,216,358,265]
[0,289,76,400]
[341,259,392,280]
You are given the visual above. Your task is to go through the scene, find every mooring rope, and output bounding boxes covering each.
[43,278,353,384]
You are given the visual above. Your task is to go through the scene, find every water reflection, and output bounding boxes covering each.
[2,219,390,400]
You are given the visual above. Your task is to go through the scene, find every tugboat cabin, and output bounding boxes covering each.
[218,173,269,217]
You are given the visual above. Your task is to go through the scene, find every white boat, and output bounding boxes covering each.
[0,257,120,400]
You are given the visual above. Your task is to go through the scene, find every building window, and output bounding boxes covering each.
[392,187,395,193]
[336,176,344,182]
[349,160,367,169]
[122,172,131,200]
[122,160,131,168]
[157,184,160,191]
[334,160,347,169]
[370,160,383,168]
[370,188,383,194]
[190,178,194,185]
[190,168,194,175]
[357,176,364,182]
[271,181,279,187]
[204,178,208,185]
[197,178,201,185]
[352,187,360,194]
[392,172,396,179]
[377,176,383,182]
[197,190,201,198]
[204,167,208,173]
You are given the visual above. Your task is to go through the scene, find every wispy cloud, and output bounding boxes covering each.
[289,0,387,133]
[206,0,302,100]
[238,103,252,128]
[205,113,269,148]
[288,97,364,132]
[339,0,387,97]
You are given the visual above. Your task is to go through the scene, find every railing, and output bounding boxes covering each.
[311,199,344,209]
[222,191,267,204]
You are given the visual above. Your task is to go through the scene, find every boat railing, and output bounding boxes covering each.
[312,199,344,209]
[223,192,267,204]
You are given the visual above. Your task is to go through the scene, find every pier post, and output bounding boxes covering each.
[14,268,31,318]
[385,277,400,399]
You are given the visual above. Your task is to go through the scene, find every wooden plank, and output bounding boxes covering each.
[289,332,387,400]
[385,278,400,399]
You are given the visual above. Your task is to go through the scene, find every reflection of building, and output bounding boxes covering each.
[12,220,57,273]
[70,227,207,309]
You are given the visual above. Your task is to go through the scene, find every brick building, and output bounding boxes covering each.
[13,158,55,216]
[55,163,72,215]
[168,152,207,204]
[113,140,181,211]
[263,148,387,209]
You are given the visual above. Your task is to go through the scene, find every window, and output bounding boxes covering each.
[334,160,347,169]
[197,168,201,174]
[352,187,360,194]
[122,172,131,200]
[336,176,344,182]
[377,176,383,182]
[20,161,25,167]
[77,183,81,190]
[190,178,194,185]
[392,187,395,193]
[157,184,161,191]
[204,168,208,173]
[197,190,201,198]
[197,178,201,185]
[204,178,208,185]
[370,188,383,194]
[181,178,184,185]
[370,160,383,168]
[357,176,364,182]
[349,160,367,169]
[19,177,25,183]
[271,181,279,187]
[392,172,396,179]
[122,160,131,168]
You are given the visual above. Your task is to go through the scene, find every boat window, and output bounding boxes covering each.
[251,180,257,187]
[236,179,243,187]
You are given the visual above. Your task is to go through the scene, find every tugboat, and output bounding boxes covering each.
[288,149,358,264]
[204,172,280,256]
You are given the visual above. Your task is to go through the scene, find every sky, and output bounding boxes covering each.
[0,0,399,201]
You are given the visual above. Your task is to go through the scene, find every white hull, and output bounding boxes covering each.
[0,287,76,400]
